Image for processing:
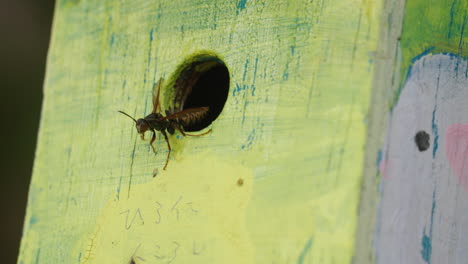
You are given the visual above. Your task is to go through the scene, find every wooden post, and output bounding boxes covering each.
[356,0,468,263]
[17,0,468,263]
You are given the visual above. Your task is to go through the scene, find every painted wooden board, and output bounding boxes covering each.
[353,0,406,262]
[375,53,468,263]
[370,0,468,263]
[18,0,386,263]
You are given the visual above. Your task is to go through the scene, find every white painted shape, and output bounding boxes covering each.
[375,54,468,264]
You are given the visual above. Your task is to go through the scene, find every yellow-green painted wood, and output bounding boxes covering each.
[19,0,387,263]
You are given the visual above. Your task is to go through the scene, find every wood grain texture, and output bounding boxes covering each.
[18,0,385,263]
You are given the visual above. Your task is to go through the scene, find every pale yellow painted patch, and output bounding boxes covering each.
[76,152,254,263]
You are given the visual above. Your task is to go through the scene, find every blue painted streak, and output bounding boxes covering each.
[421,190,436,264]
[421,232,432,263]
[110,34,115,46]
[150,28,154,41]
[297,237,314,264]
[35,248,41,264]
[411,47,436,64]
[399,47,436,101]
[447,0,457,39]
[431,58,442,158]
[252,57,259,96]
[376,149,383,167]
[237,0,247,11]
[29,215,39,226]
[243,59,249,82]
[144,28,155,84]
[393,50,468,111]
[232,83,248,96]
[241,129,255,150]
[431,108,439,158]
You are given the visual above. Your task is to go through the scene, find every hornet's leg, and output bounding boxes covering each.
[185,129,212,137]
[174,123,212,137]
[161,130,171,170]
[150,130,157,154]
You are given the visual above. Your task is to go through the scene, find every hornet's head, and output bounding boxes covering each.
[135,118,150,134]
[118,111,149,139]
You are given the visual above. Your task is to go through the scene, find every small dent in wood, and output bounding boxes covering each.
[237,178,244,187]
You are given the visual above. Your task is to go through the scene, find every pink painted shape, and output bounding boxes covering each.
[379,158,390,179]
[445,123,468,189]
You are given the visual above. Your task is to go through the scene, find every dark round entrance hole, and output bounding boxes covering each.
[171,53,230,132]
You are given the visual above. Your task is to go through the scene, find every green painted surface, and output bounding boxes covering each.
[397,0,467,102]
[18,0,386,263]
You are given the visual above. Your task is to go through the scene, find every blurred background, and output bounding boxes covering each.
[1,0,55,262]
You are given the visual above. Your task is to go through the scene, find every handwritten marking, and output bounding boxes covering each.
[171,196,183,220]
[154,244,163,260]
[118,197,198,231]
[155,202,162,224]
[129,243,145,264]
[153,241,181,263]
[120,209,145,230]
[185,202,199,214]
[192,241,205,256]
[168,241,180,263]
